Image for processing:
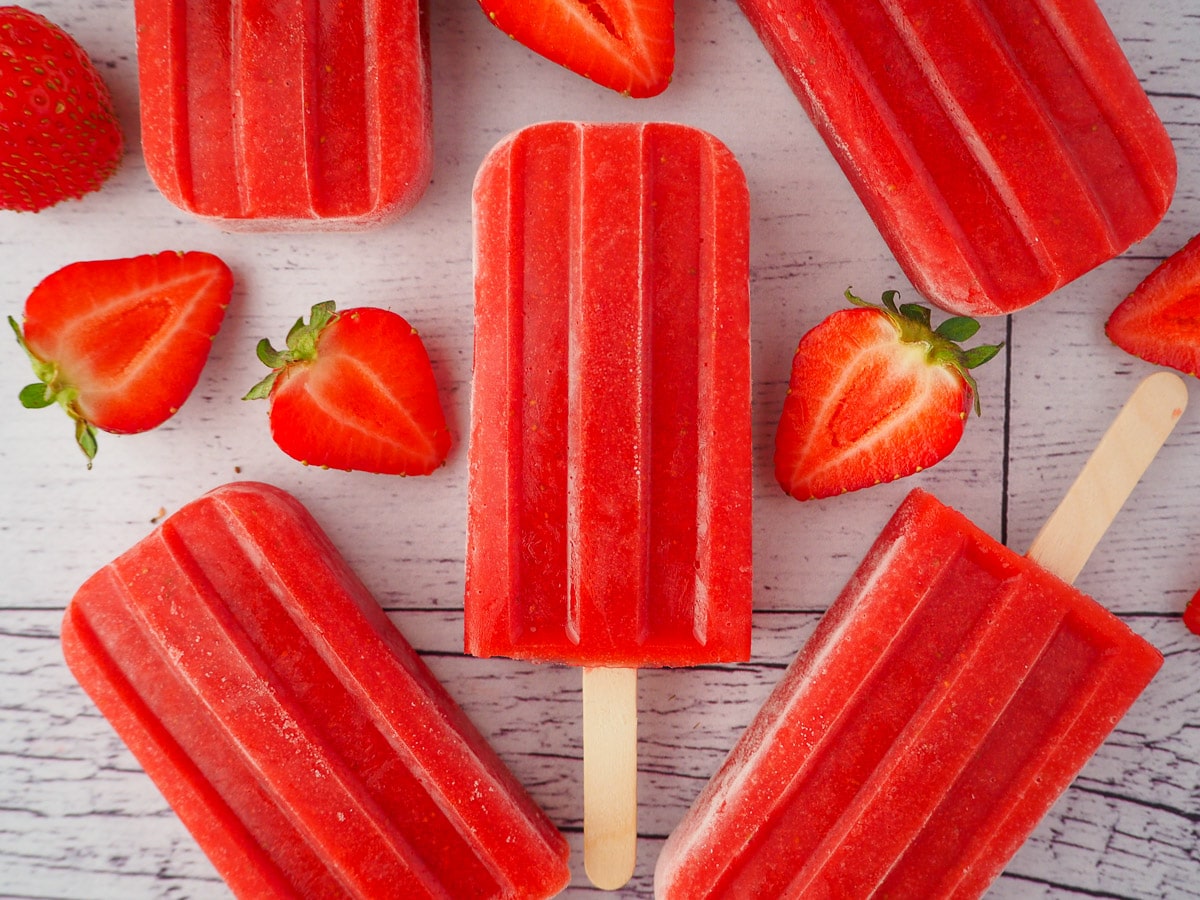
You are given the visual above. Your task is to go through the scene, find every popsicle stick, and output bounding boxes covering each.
[582,666,638,890]
[1026,371,1188,584]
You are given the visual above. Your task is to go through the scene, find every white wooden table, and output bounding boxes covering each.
[2,1,1197,897]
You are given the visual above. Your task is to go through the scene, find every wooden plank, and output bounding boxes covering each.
[1,0,1197,897]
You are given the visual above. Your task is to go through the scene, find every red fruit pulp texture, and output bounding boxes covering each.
[657,489,1163,899]
[63,482,571,899]
[466,121,753,668]
[135,0,431,229]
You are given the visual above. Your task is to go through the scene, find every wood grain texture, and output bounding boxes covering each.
[1,0,1198,897]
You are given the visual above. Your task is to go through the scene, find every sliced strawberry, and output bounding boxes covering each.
[0,6,124,211]
[246,302,451,475]
[1106,233,1200,377]
[775,289,1002,501]
[10,251,233,465]
[1185,588,1200,637]
[479,0,674,98]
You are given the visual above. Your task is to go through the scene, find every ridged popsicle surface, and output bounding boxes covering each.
[135,0,431,229]
[655,489,1163,899]
[62,482,570,899]
[738,0,1177,315]
[466,121,752,668]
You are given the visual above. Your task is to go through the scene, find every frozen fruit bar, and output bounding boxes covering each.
[738,0,1176,316]
[62,482,569,899]
[466,120,753,887]
[655,489,1165,899]
[465,120,753,668]
[135,0,431,230]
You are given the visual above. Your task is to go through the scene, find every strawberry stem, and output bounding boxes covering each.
[244,301,340,401]
[844,288,1003,416]
[9,315,98,466]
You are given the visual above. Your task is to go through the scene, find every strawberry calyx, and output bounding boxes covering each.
[244,300,338,400]
[845,288,1003,415]
[9,314,98,464]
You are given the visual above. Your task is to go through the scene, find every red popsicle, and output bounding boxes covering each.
[465,121,753,888]
[656,372,1186,899]
[738,0,1177,316]
[63,482,570,899]
[136,0,431,230]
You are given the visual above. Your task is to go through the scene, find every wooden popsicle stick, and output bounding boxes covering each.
[1026,371,1188,584]
[582,666,638,890]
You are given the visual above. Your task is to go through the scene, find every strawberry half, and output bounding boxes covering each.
[1106,233,1200,377]
[10,251,233,465]
[1185,588,1200,637]
[0,6,123,212]
[478,0,674,98]
[775,289,1002,501]
[246,302,451,475]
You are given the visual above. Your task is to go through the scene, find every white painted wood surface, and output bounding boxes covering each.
[1,0,1197,896]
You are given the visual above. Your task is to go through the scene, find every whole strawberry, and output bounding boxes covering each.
[0,6,123,212]
[246,302,451,475]
[775,289,1002,501]
[10,251,233,465]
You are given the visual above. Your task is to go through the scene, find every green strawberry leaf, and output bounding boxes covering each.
[18,383,54,409]
[935,316,981,341]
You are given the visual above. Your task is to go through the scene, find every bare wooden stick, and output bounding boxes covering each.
[1026,371,1188,583]
[582,666,638,890]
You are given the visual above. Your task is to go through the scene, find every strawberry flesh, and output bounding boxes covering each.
[479,0,674,98]
[1185,588,1200,637]
[247,303,451,476]
[1106,233,1200,377]
[11,251,233,464]
[775,291,1001,501]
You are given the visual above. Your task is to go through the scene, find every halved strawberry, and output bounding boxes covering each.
[479,0,674,98]
[1185,588,1200,637]
[1106,233,1200,377]
[246,302,451,475]
[10,251,233,465]
[0,6,124,211]
[775,289,1002,501]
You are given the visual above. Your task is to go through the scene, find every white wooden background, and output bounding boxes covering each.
[1,1,1198,897]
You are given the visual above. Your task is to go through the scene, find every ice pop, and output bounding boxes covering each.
[62,481,570,899]
[135,0,432,230]
[656,372,1186,900]
[466,121,753,887]
[737,0,1177,316]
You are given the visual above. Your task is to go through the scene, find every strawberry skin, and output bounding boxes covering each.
[10,251,233,464]
[247,302,451,476]
[0,6,123,212]
[479,0,674,98]
[1185,588,1200,637]
[1106,233,1200,377]
[775,290,1001,501]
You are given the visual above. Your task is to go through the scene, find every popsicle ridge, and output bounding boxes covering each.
[467,122,752,667]
[205,490,562,897]
[656,489,1162,899]
[135,526,449,897]
[64,483,570,899]
[137,0,431,229]
[740,0,1175,314]
[66,536,438,897]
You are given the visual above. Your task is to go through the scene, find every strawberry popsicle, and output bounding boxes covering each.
[466,121,753,887]
[738,0,1177,316]
[135,0,431,230]
[62,482,570,899]
[656,372,1187,899]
